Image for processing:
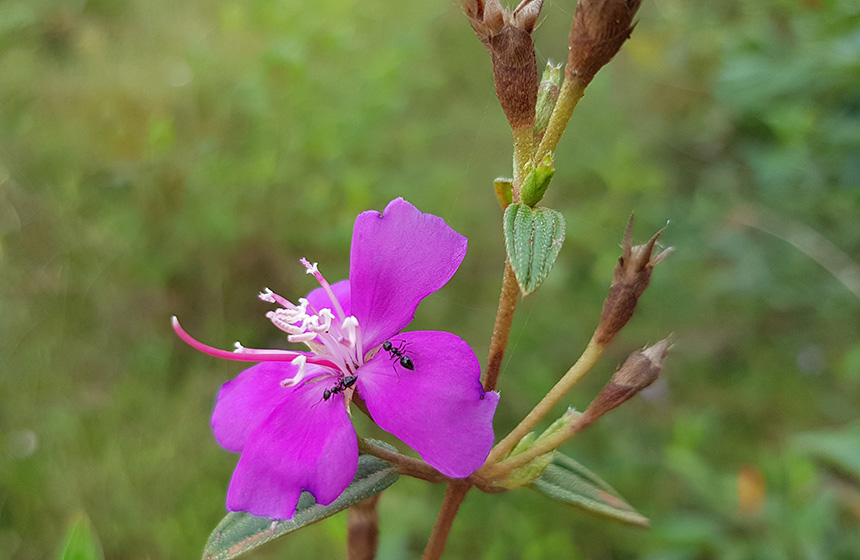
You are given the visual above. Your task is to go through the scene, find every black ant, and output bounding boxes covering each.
[382,339,414,372]
[323,375,358,401]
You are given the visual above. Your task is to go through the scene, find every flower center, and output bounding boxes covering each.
[259,258,364,384]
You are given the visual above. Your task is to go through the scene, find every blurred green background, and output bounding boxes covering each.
[2,0,859,558]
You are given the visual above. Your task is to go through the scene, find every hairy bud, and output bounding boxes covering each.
[463,0,543,129]
[595,214,673,347]
[534,62,562,141]
[577,339,670,431]
[567,0,642,85]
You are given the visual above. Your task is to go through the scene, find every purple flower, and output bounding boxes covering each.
[173,198,499,519]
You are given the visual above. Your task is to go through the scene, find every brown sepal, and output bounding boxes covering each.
[577,338,671,430]
[595,213,673,347]
[567,0,642,85]
[463,0,543,129]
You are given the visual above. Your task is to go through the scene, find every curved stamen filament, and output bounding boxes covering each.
[301,258,347,323]
[172,317,339,369]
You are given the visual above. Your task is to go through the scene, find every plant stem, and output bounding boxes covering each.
[347,494,381,560]
[421,482,471,560]
[481,414,590,479]
[512,125,536,197]
[480,335,603,469]
[533,76,587,165]
[358,439,450,483]
[483,261,520,392]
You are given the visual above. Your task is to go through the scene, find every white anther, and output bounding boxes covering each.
[233,342,245,353]
[280,355,307,387]
[341,316,359,349]
[267,310,306,335]
[308,309,333,334]
[288,332,318,344]
[258,288,276,303]
[304,262,319,275]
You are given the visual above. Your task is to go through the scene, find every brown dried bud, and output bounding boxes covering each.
[567,0,642,86]
[595,213,673,347]
[463,0,543,129]
[577,338,671,431]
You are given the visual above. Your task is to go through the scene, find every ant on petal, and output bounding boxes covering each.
[382,339,415,372]
[323,375,358,401]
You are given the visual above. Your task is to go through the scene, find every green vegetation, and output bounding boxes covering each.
[1,0,858,558]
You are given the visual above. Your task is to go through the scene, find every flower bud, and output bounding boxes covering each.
[567,0,642,86]
[576,338,670,430]
[463,0,544,129]
[519,153,555,207]
[595,214,673,347]
[534,62,562,141]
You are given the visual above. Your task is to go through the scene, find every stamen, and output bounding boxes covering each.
[258,288,276,303]
[258,288,294,309]
[267,309,308,335]
[341,316,365,361]
[171,316,339,368]
[280,355,307,387]
[288,332,318,344]
[307,309,333,334]
[300,258,347,323]
[303,261,320,275]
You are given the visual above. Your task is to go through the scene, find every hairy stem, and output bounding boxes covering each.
[347,495,381,560]
[482,414,589,479]
[483,261,520,392]
[421,482,471,560]
[512,125,536,198]
[481,335,603,468]
[533,76,587,164]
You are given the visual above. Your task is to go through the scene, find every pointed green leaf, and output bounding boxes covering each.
[202,453,399,560]
[56,513,104,560]
[503,203,565,295]
[531,452,649,527]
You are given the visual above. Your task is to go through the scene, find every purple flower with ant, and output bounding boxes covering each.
[173,198,499,519]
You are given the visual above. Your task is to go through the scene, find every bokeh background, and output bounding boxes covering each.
[2,0,859,558]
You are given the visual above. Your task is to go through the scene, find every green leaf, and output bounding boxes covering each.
[531,452,649,527]
[56,513,104,560]
[202,453,399,560]
[503,203,565,295]
[793,421,860,481]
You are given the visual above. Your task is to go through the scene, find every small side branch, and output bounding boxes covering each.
[421,482,472,560]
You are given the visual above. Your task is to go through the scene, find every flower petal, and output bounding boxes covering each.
[212,362,332,453]
[226,380,358,519]
[357,331,499,478]
[349,198,467,350]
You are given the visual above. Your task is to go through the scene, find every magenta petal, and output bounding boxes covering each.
[357,331,498,478]
[226,381,358,519]
[212,362,331,453]
[304,279,350,318]
[349,198,467,350]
